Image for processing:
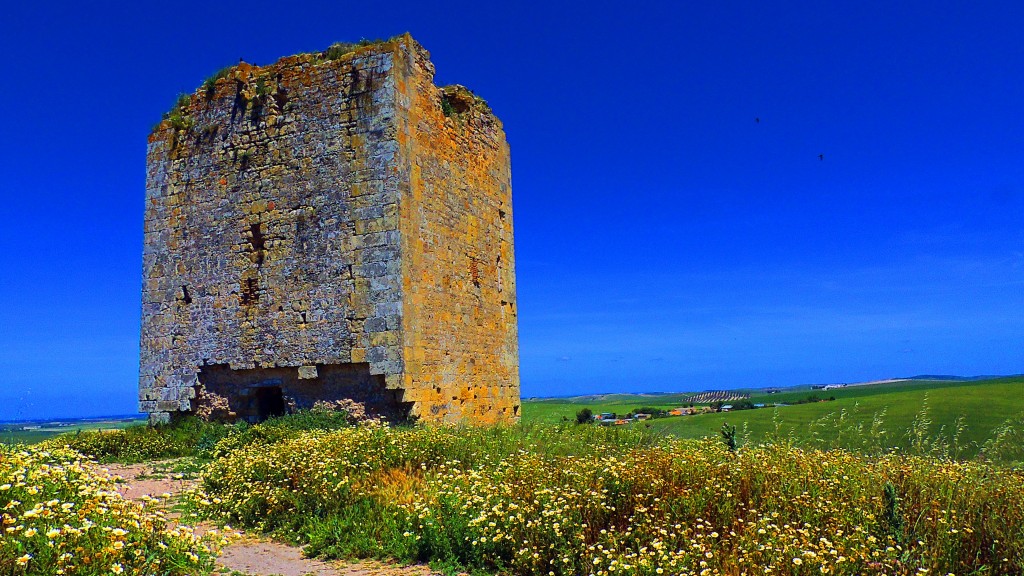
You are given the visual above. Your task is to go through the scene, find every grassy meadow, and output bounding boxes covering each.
[0,417,144,445]
[523,378,1024,459]
[4,379,1024,575]
[191,423,1024,575]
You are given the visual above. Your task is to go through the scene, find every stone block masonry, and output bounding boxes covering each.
[142,34,519,424]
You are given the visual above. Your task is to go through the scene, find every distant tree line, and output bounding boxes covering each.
[710,400,756,411]
[792,395,836,405]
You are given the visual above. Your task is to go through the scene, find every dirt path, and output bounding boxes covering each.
[104,461,439,576]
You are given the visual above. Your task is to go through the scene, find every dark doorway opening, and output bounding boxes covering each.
[255,386,286,420]
[193,363,409,423]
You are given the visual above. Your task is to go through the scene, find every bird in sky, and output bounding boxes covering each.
[818,154,824,161]
[755,117,760,123]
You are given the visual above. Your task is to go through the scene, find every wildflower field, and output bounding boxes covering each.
[0,445,223,575]
[11,398,1024,576]
[192,423,1024,576]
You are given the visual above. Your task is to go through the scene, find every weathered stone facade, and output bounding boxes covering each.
[142,35,519,424]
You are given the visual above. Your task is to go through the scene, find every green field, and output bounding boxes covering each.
[0,417,145,445]
[522,377,1024,458]
[522,392,694,423]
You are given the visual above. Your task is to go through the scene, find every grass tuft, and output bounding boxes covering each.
[320,38,386,62]
[201,65,233,99]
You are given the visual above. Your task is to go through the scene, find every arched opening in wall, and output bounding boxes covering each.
[192,363,410,423]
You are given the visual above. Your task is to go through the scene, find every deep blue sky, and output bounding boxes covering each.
[1,1,1022,419]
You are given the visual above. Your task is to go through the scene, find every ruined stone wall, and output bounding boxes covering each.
[142,35,518,424]
[193,364,394,422]
[142,45,406,422]
[394,44,520,423]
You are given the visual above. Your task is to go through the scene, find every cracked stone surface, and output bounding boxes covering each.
[142,34,519,426]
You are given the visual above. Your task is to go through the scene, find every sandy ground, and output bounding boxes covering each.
[104,461,441,576]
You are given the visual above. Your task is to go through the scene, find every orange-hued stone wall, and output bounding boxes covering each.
[141,35,518,424]
[394,42,520,423]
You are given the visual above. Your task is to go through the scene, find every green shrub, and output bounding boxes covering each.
[720,422,738,452]
[254,76,271,99]
[440,85,492,118]
[163,93,193,130]
[210,406,351,458]
[440,96,456,117]
[574,408,593,424]
[40,409,355,464]
[39,416,228,463]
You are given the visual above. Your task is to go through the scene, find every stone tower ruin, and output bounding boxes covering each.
[141,35,519,424]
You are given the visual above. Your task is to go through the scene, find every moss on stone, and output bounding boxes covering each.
[201,66,234,99]
[157,93,194,137]
[440,85,492,117]
[157,36,412,131]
